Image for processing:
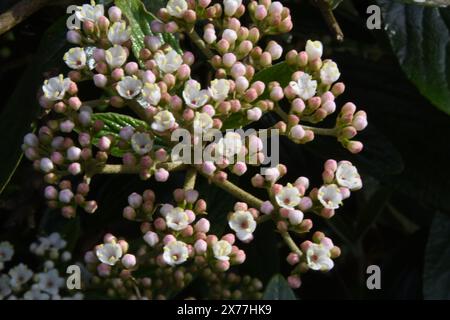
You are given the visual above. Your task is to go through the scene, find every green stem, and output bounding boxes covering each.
[301,125,337,137]
[184,167,197,190]
[280,230,302,256]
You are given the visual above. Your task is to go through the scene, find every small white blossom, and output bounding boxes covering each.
[105,45,128,69]
[275,184,301,209]
[193,112,213,135]
[224,0,242,16]
[154,50,183,74]
[289,73,317,101]
[212,240,232,261]
[42,75,71,101]
[209,79,230,102]
[141,83,161,106]
[63,47,86,70]
[0,274,11,299]
[9,263,33,288]
[75,3,104,23]
[305,40,323,61]
[163,241,189,266]
[320,60,340,85]
[0,242,14,263]
[36,269,64,295]
[165,207,190,231]
[183,80,209,109]
[306,243,334,271]
[318,184,343,209]
[215,132,243,160]
[228,210,256,241]
[151,110,177,132]
[108,21,131,45]
[335,161,362,191]
[96,241,123,266]
[46,233,67,250]
[117,76,143,99]
[166,0,188,18]
[131,132,153,155]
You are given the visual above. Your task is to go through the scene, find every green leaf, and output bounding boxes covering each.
[115,0,181,68]
[423,212,450,299]
[377,0,450,115]
[327,0,344,10]
[263,274,297,300]
[0,18,69,195]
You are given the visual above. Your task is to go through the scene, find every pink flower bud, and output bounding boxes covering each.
[260,201,274,215]
[66,30,81,44]
[222,233,235,245]
[251,174,265,188]
[194,218,210,233]
[290,125,305,140]
[60,120,75,133]
[124,62,139,75]
[40,158,54,173]
[352,111,368,131]
[155,168,169,182]
[121,254,136,269]
[68,162,81,175]
[164,21,179,33]
[230,62,246,78]
[223,53,237,68]
[58,189,74,204]
[98,136,111,151]
[127,192,143,209]
[255,5,268,20]
[340,187,351,199]
[347,141,363,154]
[288,209,304,225]
[201,161,216,176]
[234,250,246,264]
[194,239,207,254]
[270,86,284,101]
[143,231,159,247]
[216,260,230,271]
[185,189,199,203]
[287,253,300,265]
[44,186,58,200]
[287,275,301,289]
[322,100,336,114]
[163,234,176,245]
[177,64,191,80]
[232,162,247,176]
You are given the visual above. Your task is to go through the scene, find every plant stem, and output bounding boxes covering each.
[184,167,197,190]
[311,0,344,42]
[301,125,337,137]
[98,162,186,174]
[280,230,302,256]
[187,30,214,60]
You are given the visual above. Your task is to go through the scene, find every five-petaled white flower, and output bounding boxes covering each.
[165,207,190,231]
[306,243,334,271]
[209,79,230,102]
[289,73,317,101]
[117,76,143,99]
[223,0,242,16]
[275,184,301,209]
[154,50,183,74]
[215,132,243,161]
[228,210,256,242]
[163,241,189,266]
[8,263,33,288]
[183,80,209,109]
[42,75,71,101]
[305,40,323,61]
[193,112,214,135]
[96,241,123,266]
[63,47,87,70]
[166,0,188,18]
[105,45,128,69]
[335,161,362,191]
[36,269,64,295]
[75,3,104,23]
[317,184,343,209]
[131,132,153,155]
[320,60,341,85]
[0,242,14,263]
[151,110,177,132]
[108,21,131,45]
[141,83,161,106]
[212,240,232,261]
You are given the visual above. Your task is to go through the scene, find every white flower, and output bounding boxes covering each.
[305,40,323,61]
[63,47,86,70]
[289,73,317,101]
[163,241,189,266]
[166,0,188,18]
[306,243,334,271]
[212,240,232,261]
[216,132,243,160]
[36,269,64,295]
[108,21,131,45]
[0,274,11,299]
[105,45,128,69]
[75,3,104,23]
[9,263,33,288]
[141,83,161,106]
[151,110,177,132]
[335,161,362,191]
[193,112,213,135]
[42,75,71,101]
[117,76,143,99]
[320,60,341,85]
[228,210,256,241]
[183,80,209,109]
[46,233,67,250]
[23,286,50,300]
[155,50,183,74]
[209,79,230,102]
[131,132,153,155]
[275,184,301,209]
[96,241,123,266]
[224,0,242,16]
[318,184,343,209]
[0,242,14,262]
[165,207,190,231]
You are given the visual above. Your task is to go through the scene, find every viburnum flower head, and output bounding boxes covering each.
[117,76,143,99]
[42,75,71,101]
[183,80,209,109]
[276,183,301,209]
[131,132,153,155]
[213,240,232,261]
[154,49,183,74]
[75,2,104,23]
[290,73,317,101]
[166,0,188,18]
[320,60,341,85]
[105,45,128,69]
[335,161,362,191]
[306,243,334,271]
[63,47,86,70]
[318,184,343,209]
[228,210,256,241]
[165,207,190,231]
[209,79,230,102]
[96,241,123,266]
[141,83,161,106]
[151,110,176,132]
[163,240,189,266]
[108,21,131,45]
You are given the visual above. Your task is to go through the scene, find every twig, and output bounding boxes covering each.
[280,230,302,256]
[311,0,344,42]
[97,162,186,174]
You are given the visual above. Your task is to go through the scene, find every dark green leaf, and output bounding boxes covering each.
[377,0,450,115]
[423,212,450,299]
[263,274,297,300]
